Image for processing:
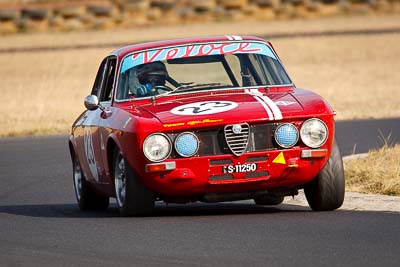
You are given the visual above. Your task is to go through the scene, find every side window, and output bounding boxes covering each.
[263,56,292,85]
[91,58,108,97]
[100,57,117,102]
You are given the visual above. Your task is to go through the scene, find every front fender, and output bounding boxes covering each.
[68,134,78,162]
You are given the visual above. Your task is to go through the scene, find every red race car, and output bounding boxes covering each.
[69,35,344,216]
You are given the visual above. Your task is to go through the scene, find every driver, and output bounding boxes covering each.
[135,61,168,97]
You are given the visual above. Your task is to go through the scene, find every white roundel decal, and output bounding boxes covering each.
[83,127,99,182]
[171,101,238,115]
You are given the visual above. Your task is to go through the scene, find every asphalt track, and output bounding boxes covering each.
[0,118,399,266]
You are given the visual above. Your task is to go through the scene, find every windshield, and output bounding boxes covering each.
[116,41,292,100]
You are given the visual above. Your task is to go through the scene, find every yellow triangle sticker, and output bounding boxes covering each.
[272,152,286,164]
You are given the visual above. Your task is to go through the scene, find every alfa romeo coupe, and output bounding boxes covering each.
[69,35,345,216]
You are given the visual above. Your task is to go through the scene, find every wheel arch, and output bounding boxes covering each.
[106,134,122,183]
[68,135,77,162]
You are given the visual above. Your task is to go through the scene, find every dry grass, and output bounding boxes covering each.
[274,33,400,119]
[0,49,109,136]
[0,15,400,137]
[345,144,400,196]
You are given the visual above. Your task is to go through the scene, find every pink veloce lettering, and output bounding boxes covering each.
[236,43,262,53]
[182,45,196,57]
[221,44,238,54]
[130,42,263,67]
[209,43,231,55]
[132,53,140,60]
[143,49,163,64]
[166,48,179,60]
[196,44,212,57]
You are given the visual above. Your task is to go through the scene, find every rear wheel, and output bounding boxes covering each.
[73,156,109,211]
[114,149,154,216]
[254,195,284,206]
[304,139,345,211]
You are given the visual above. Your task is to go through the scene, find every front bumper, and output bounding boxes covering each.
[139,147,329,197]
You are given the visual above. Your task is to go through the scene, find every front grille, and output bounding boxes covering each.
[245,171,269,179]
[209,174,233,181]
[210,159,233,165]
[168,123,278,158]
[245,156,268,162]
[208,156,270,182]
[224,123,250,156]
[249,123,276,151]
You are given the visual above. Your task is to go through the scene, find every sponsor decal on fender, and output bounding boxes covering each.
[187,118,223,126]
[163,122,185,128]
[163,118,223,128]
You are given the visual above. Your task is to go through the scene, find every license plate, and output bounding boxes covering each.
[222,163,257,173]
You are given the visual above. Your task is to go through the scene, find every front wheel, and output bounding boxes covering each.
[73,155,109,211]
[114,149,154,216]
[304,139,345,211]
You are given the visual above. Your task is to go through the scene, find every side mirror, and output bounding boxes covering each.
[84,95,99,111]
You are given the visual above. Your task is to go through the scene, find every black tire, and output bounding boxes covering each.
[114,149,154,216]
[254,195,284,205]
[73,156,110,211]
[304,139,345,211]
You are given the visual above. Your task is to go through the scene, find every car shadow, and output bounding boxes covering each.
[0,201,313,219]
[1,201,397,219]
[0,203,117,218]
[152,201,312,217]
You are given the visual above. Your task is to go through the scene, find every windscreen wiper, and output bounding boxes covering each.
[173,83,228,92]
[156,83,230,99]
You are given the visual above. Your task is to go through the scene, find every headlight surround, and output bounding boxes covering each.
[300,118,328,148]
[274,123,299,148]
[143,133,172,162]
[175,132,199,157]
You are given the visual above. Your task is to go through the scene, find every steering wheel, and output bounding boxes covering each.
[153,85,174,95]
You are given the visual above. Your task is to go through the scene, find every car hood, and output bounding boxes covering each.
[138,89,305,127]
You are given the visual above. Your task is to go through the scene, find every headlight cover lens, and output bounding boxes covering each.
[274,123,299,148]
[143,133,172,162]
[175,132,199,157]
[300,118,328,148]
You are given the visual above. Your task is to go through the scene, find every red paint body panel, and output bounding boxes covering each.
[70,36,336,202]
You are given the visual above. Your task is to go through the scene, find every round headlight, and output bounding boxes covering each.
[143,133,172,162]
[300,118,328,148]
[175,132,199,157]
[274,123,299,148]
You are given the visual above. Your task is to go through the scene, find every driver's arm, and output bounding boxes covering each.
[136,83,152,97]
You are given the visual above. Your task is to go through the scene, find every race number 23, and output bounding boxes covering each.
[83,127,99,181]
[171,101,238,115]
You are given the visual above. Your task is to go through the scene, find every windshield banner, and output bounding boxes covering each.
[121,42,276,73]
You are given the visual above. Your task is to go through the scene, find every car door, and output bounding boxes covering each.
[77,56,116,184]
[96,56,117,184]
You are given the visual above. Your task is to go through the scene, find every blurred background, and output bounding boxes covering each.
[1,0,399,33]
[0,0,399,137]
